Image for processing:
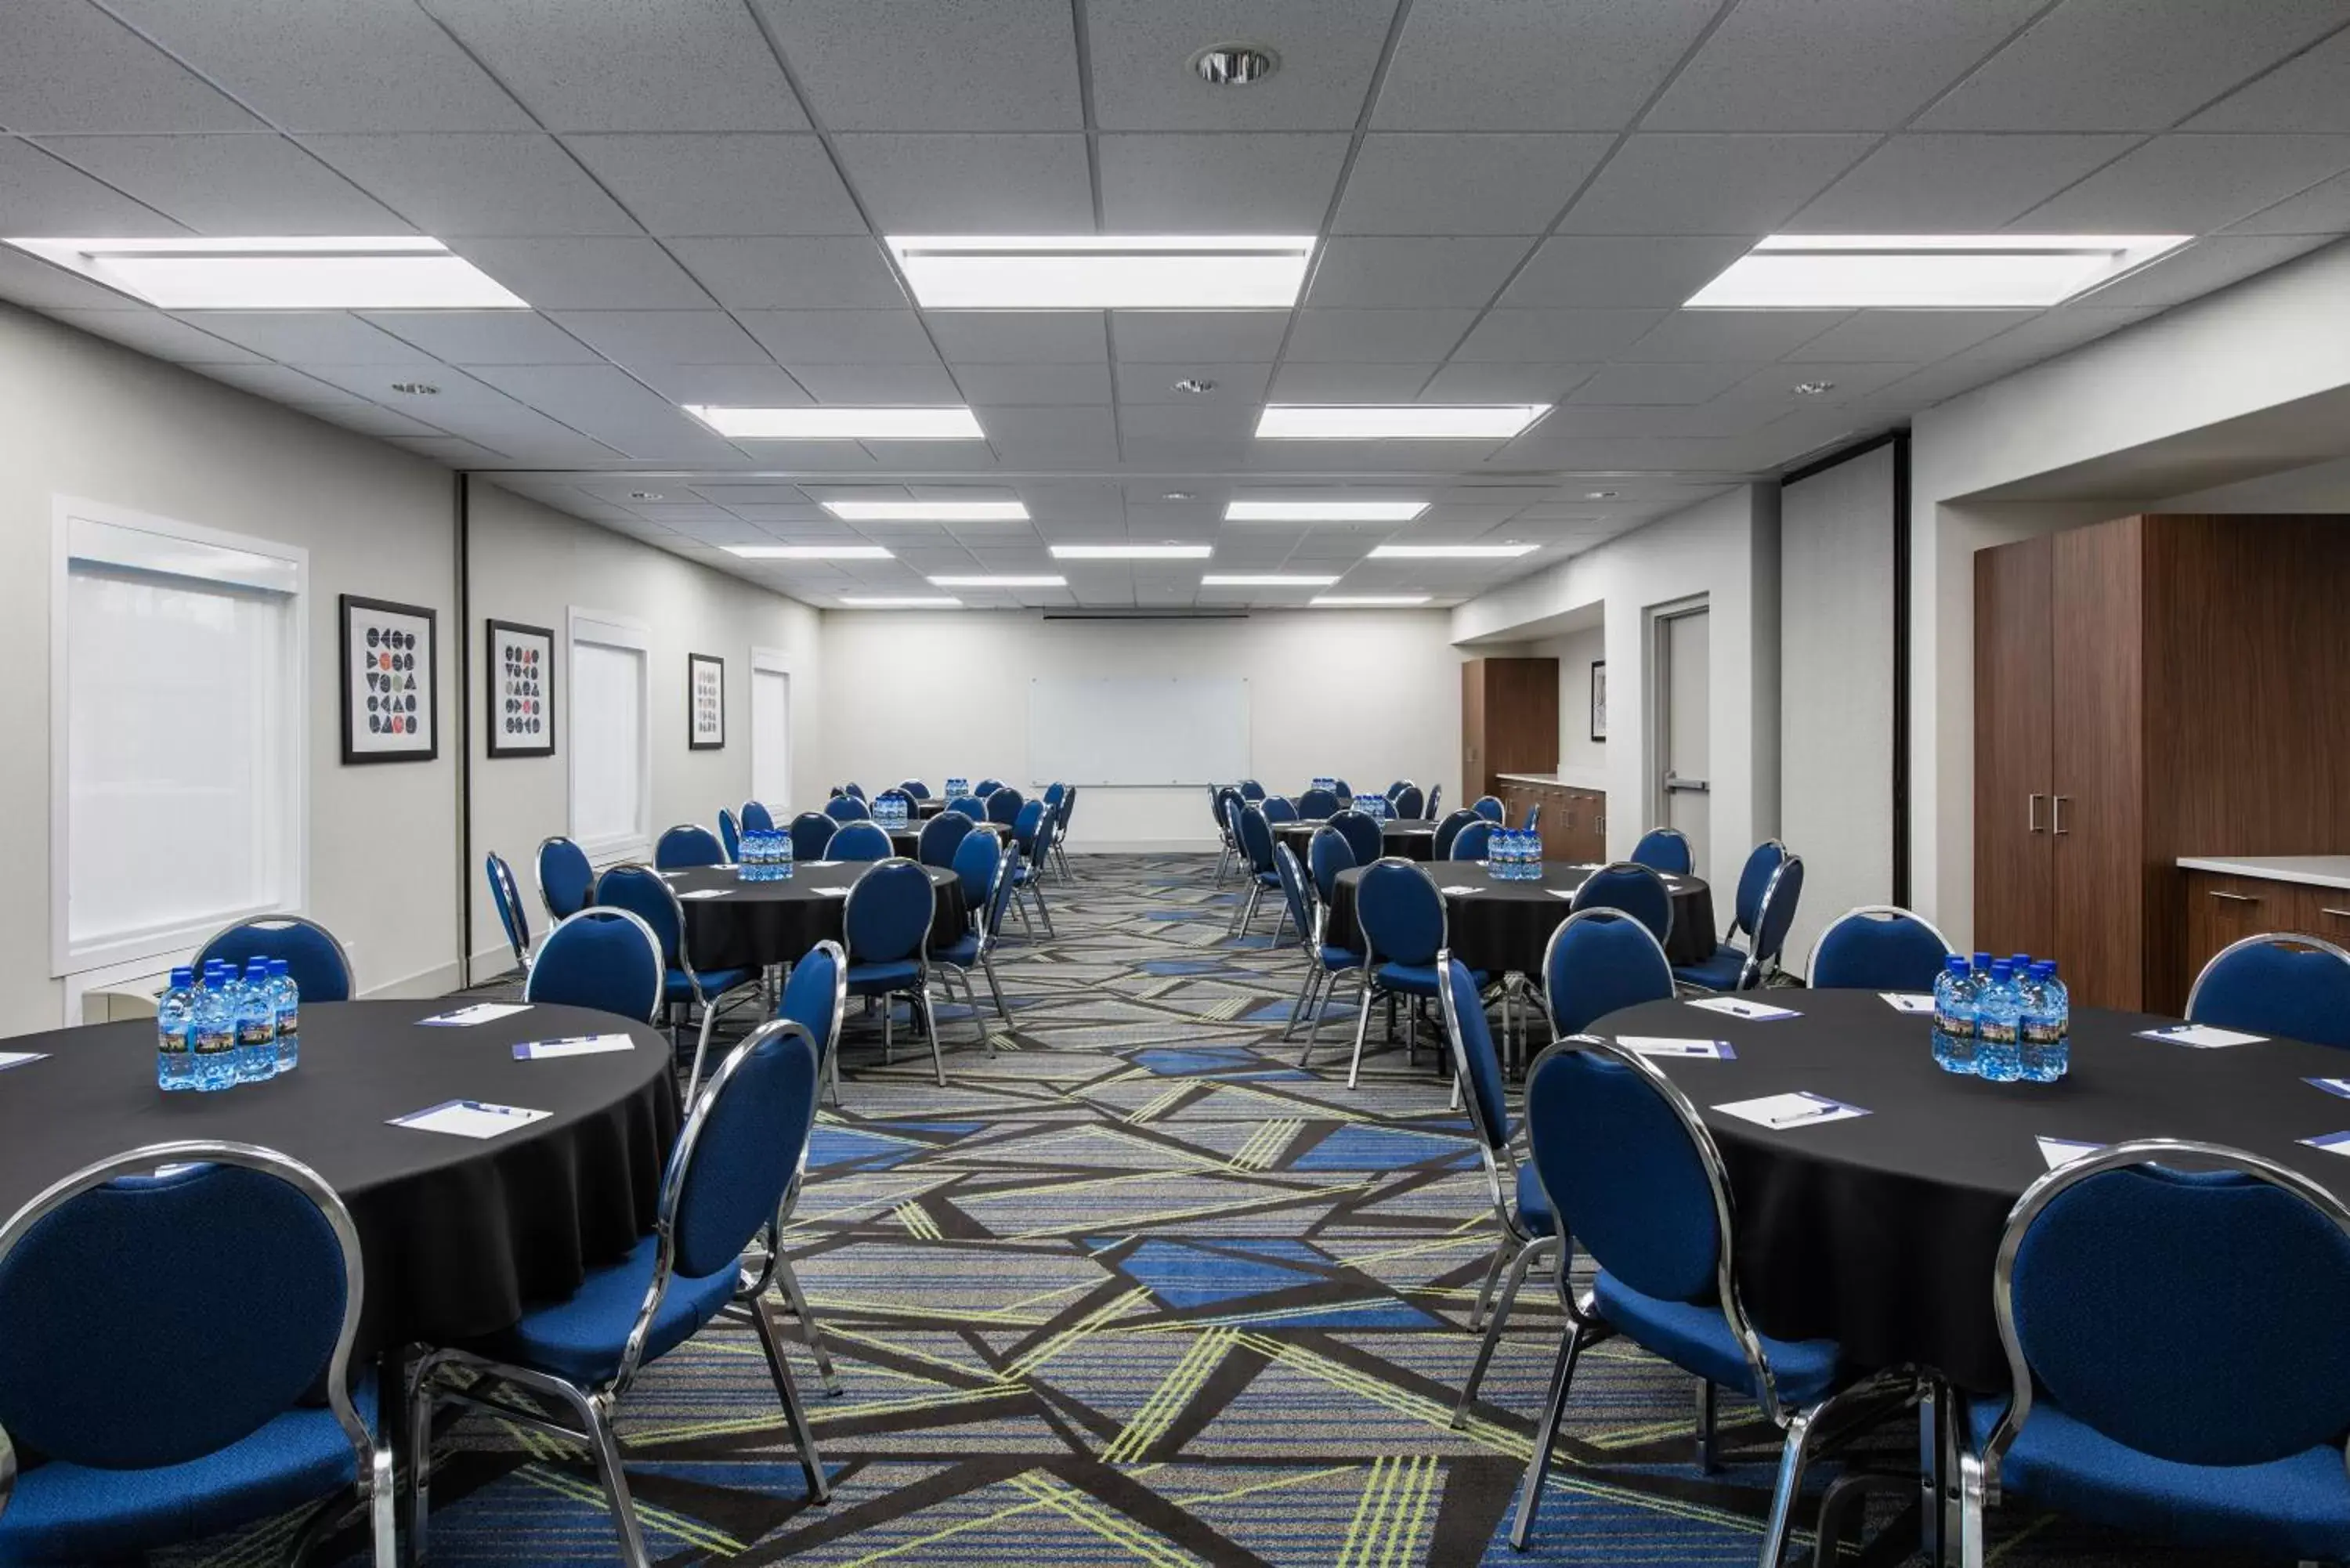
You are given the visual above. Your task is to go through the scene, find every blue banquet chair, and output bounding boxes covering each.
[898,779,931,800]
[484,851,532,971]
[841,858,948,1085]
[1261,795,1298,825]
[1297,786,1340,818]
[1568,861,1674,948]
[790,811,837,862]
[2187,932,2350,1048]
[717,808,742,863]
[1631,826,1694,876]
[1806,905,1954,992]
[1471,795,1505,823]
[841,782,866,801]
[985,786,1025,826]
[1009,800,1058,935]
[974,778,1004,798]
[593,865,762,1065]
[523,907,664,1024]
[1212,786,1246,883]
[948,793,989,820]
[655,822,727,870]
[740,800,776,834]
[822,794,870,824]
[1349,858,1491,1087]
[1451,819,1496,862]
[1291,837,1369,1059]
[198,915,355,1002]
[916,809,976,869]
[1238,779,1267,801]
[537,834,595,922]
[1673,845,1805,992]
[826,821,892,863]
[1431,808,1479,861]
[1327,807,1383,869]
[1393,784,1426,820]
[931,831,1015,1045]
[1227,802,1282,938]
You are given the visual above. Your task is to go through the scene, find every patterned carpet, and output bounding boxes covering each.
[189,854,2260,1567]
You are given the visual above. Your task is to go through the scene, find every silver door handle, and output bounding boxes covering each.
[2028,793,2044,833]
[2206,890,2259,904]
[1662,771,1711,794]
[2051,795,2070,835]
[2322,907,2350,921]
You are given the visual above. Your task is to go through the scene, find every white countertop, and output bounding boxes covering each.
[1495,769,1609,792]
[2176,855,2350,892]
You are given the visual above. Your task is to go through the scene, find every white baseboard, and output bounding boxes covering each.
[363,958,466,999]
[1068,839,1219,854]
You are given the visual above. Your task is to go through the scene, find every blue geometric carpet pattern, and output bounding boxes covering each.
[183,854,2252,1566]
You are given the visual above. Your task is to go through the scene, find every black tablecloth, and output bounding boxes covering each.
[0,1000,676,1355]
[1593,989,2350,1391]
[663,860,967,971]
[1274,818,1440,865]
[1329,862,1715,971]
[885,820,1013,859]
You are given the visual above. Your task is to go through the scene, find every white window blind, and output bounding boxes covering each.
[569,611,651,861]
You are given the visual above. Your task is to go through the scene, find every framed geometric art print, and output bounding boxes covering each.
[688,652,725,750]
[486,619,554,758]
[339,594,437,764]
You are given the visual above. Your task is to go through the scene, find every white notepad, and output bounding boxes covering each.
[2138,1023,2265,1049]
[2308,1077,2350,1100]
[815,886,851,898]
[1687,995,1800,1021]
[1879,992,1936,1015]
[512,1034,636,1061]
[1614,1036,1736,1060]
[1546,888,1578,900]
[678,887,731,900]
[1715,1091,1868,1130]
[417,1002,533,1028]
[391,1100,551,1140]
[0,1052,46,1073]
[2037,1136,2104,1171]
[2303,1130,2350,1158]
[1439,885,1480,896]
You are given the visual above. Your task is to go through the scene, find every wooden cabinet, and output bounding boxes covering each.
[1974,514,2350,1013]
[2304,886,2350,949]
[1462,658,1558,803]
[1496,778,1606,862]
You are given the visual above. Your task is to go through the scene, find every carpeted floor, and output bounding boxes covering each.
[187,854,2262,1566]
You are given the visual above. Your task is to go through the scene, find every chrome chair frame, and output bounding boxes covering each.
[1425,783,1444,822]
[718,807,742,863]
[841,857,949,1086]
[196,912,358,998]
[1014,799,1060,936]
[1630,825,1694,875]
[2186,930,2350,1019]
[406,1024,832,1567]
[1568,859,1677,948]
[1229,801,1281,938]
[1347,857,1452,1089]
[1471,794,1506,822]
[0,1140,392,1566]
[1802,904,1955,988]
[931,847,1013,1052]
[593,864,765,1070]
[1737,851,1804,989]
[1294,828,1371,1063]
[485,851,533,972]
[534,833,594,923]
[524,906,667,1026]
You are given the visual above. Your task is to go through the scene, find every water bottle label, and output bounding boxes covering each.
[194,1023,235,1057]
[239,1016,273,1049]
[279,1003,299,1037]
[2021,1018,2062,1047]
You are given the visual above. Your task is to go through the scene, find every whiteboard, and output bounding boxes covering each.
[1028,675,1249,786]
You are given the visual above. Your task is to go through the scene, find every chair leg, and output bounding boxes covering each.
[1013,894,1036,940]
[1032,883,1056,938]
[367,1436,396,1568]
[405,1356,441,1560]
[1466,1238,1509,1333]
[981,953,1010,1022]
[1452,1234,1551,1428]
[1285,964,1323,1044]
[1348,981,1378,1088]
[569,1388,654,1568]
[917,984,945,1086]
[883,999,895,1065]
[685,1005,722,1104]
[1754,1404,1820,1568]
[774,1255,841,1396]
[1954,1450,1988,1568]
[1695,1377,1719,1472]
[750,1291,833,1504]
[1510,1321,1592,1549]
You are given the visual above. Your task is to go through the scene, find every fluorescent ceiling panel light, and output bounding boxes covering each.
[1684,233,2192,309]
[1223,500,1429,522]
[1255,405,1549,440]
[722,544,895,560]
[1201,574,1340,587]
[839,596,961,608]
[1050,544,1213,560]
[888,234,1314,309]
[927,574,1066,587]
[1312,594,1431,607]
[822,500,1029,522]
[1369,544,1538,559]
[2,235,526,309]
[685,405,985,439]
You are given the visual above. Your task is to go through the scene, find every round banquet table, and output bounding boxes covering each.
[885,818,1013,859]
[1274,817,1439,865]
[662,859,967,972]
[1329,861,1716,970]
[1592,988,2350,1391]
[0,999,676,1357]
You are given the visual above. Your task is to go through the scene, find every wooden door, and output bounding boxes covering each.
[2051,518,2146,1010]
[1973,536,2055,959]
[1461,660,1488,800]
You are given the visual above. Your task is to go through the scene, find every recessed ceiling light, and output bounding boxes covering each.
[839,596,961,609]
[1311,594,1433,607]
[685,405,985,440]
[1050,544,1214,560]
[1791,380,1835,396]
[1193,42,1278,85]
[628,490,663,500]
[723,544,895,560]
[1224,500,1429,522]
[1200,574,1340,587]
[927,574,1067,587]
[1369,544,1539,559]
[821,500,1029,522]
[389,381,439,396]
[1585,489,1618,500]
[886,234,1313,309]
[1172,378,1217,395]
[1255,405,1551,440]
[2,236,527,309]
[1684,233,2192,309]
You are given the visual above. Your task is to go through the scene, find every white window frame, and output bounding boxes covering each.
[50,494,309,977]
[749,645,794,811]
[567,606,653,864]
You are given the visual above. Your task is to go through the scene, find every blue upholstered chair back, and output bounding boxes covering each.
[1383,780,1409,801]
[594,865,685,971]
[0,1146,360,1470]
[989,844,1023,937]
[486,851,530,966]
[2187,934,2350,1049]
[919,810,977,869]
[974,778,1003,797]
[1451,819,1496,862]
[1238,804,1277,875]
[1432,809,1478,861]
[1808,906,1953,991]
[843,782,866,800]
[1297,787,1340,818]
[779,941,845,1068]
[1307,826,1354,908]
[537,835,595,920]
[824,794,870,823]
[198,916,353,1003]
[1043,782,1065,806]
[1520,801,1542,833]
[717,808,742,863]
[525,908,663,1022]
[1526,1042,1725,1305]
[1238,779,1267,801]
[1542,908,1676,1037]
[1438,958,1509,1154]
[828,820,893,863]
[1471,795,1505,823]
[1570,862,1674,947]
[790,811,837,861]
[1330,777,1352,798]
[1999,1145,2350,1468]
[902,779,931,800]
[1014,798,1046,854]
[1261,796,1298,824]
[740,800,776,833]
[1731,840,1788,937]
[1273,843,1314,938]
[844,858,933,964]
[656,822,727,870]
[668,1022,820,1281]
[948,794,989,820]
[1393,785,1426,820]
[985,787,1025,826]
[1329,809,1383,869]
[1358,858,1444,965]
[1749,854,1806,973]
[1630,827,1693,876]
[953,829,1003,917]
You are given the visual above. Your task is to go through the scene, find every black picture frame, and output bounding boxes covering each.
[688,652,725,750]
[485,618,555,759]
[339,594,439,765]
[1589,659,1608,743]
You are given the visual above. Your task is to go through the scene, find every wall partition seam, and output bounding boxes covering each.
[455,471,474,990]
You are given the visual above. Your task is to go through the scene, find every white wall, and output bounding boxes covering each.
[1524,623,1608,778]
[815,609,1467,851]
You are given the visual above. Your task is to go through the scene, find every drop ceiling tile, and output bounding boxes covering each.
[1565,362,1760,405]
[1450,309,1669,363]
[750,0,1082,131]
[1332,133,1611,235]
[1618,310,1848,362]
[1285,307,1479,362]
[406,400,618,461]
[551,309,769,366]
[0,136,183,234]
[1645,0,2046,131]
[1303,237,1535,308]
[1788,134,2142,231]
[299,134,639,235]
[445,237,715,309]
[1085,0,1397,130]
[951,362,1114,403]
[833,134,1094,230]
[2187,27,2350,132]
[177,311,425,363]
[0,1,262,133]
[1267,362,1441,399]
[1097,134,1350,230]
[859,439,999,471]
[972,406,1119,461]
[736,309,938,363]
[1788,311,2039,363]
[790,362,964,402]
[418,0,808,130]
[1715,360,1925,405]
[1926,305,2158,366]
[295,401,443,439]
[388,435,516,467]
[34,135,410,234]
[1918,0,2348,132]
[1417,363,1596,401]
[1373,0,1721,130]
[563,134,865,236]
[2067,233,2334,308]
[928,310,1106,363]
[1110,311,1291,362]
[2229,169,2350,233]
[48,309,268,363]
[1114,363,1273,404]
[1117,403,1260,444]
[356,310,601,364]
[667,237,906,309]
[1499,236,1758,309]
[280,359,512,404]
[1557,135,1877,234]
[2012,133,2350,232]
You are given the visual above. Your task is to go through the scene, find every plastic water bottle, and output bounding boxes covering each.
[776,827,794,880]
[269,958,301,1073]
[2023,960,2068,1081]
[1509,828,1532,880]
[156,966,197,1091]
[192,962,240,1092]
[234,959,276,1082]
[1932,955,1976,1074]
[1976,959,2023,1082]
